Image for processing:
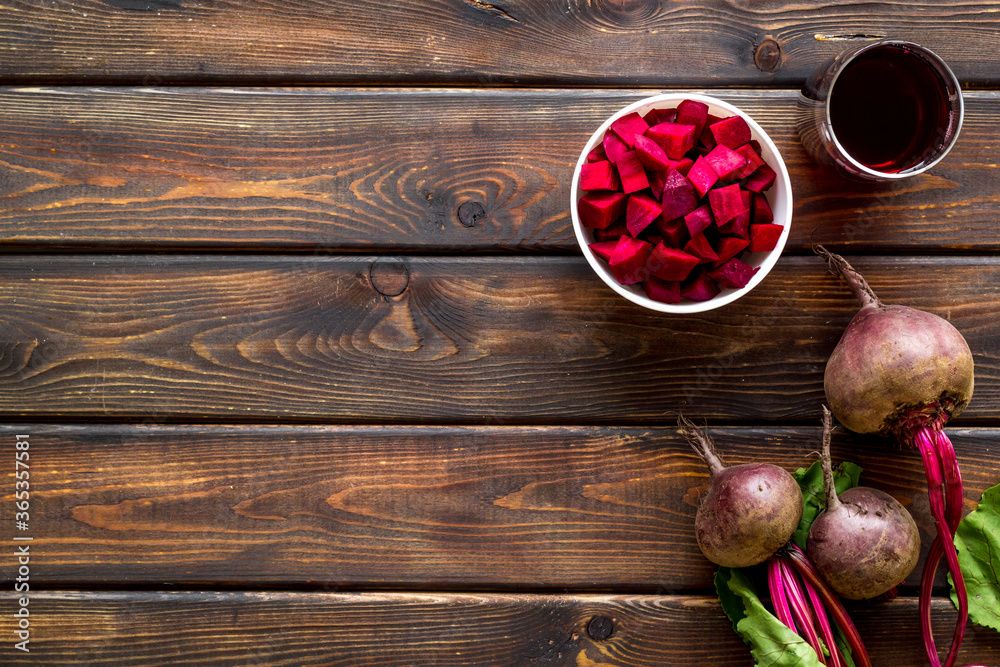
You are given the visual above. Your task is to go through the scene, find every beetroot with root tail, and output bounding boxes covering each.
[807,406,921,601]
[815,245,973,667]
[680,415,802,569]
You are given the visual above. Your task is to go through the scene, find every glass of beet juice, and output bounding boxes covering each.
[797,40,963,181]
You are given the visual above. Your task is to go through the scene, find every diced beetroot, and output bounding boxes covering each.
[710,115,752,149]
[643,233,664,245]
[752,193,774,224]
[707,183,746,226]
[643,108,677,126]
[665,157,694,176]
[742,164,777,193]
[626,192,663,237]
[683,204,714,237]
[643,275,681,304]
[609,235,652,285]
[686,156,718,198]
[676,99,710,138]
[712,236,750,266]
[580,160,620,191]
[610,112,650,149]
[648,169,668,199]
[634,135,672,171]
[716,189,752,238]
[647,122,697,160]
[659,168,699,219]
[655,216,690,249]
[646,243,700,281]
[594,219,626,241]
[708,257,759,289]
[589,240,619,262]
[586,144,608,163]
[704,144,747,181]
[750,139,762,154]
[614,150,650,194]
[698,123,717,150]
[578,191,627,229]
[748,223,784,252]
[680,269,721,302]
[683,232,719,264]
[732,144,766,180]
[603,131,630,163]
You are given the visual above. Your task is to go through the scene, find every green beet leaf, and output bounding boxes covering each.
[951,482,1000,633]
[716,567,824,667]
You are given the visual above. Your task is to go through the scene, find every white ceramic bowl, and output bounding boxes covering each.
[570,93,793,313]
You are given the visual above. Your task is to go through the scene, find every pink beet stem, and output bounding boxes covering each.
[769,556,798,634]
[803,573,847,667]
[813,245,881,309]
[780,559,828,665]
[914,428,969,667]
[785,544,872,667]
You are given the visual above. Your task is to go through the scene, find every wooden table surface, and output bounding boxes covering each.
[2,2,1000,665]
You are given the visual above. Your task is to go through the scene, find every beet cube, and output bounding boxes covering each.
[580,160,620,192]
[611,112,650,148]
[647,122,697,160]
[742,164,777,193]
[655,216,690,249]
[659,168,699,220]
[748,223,784,252]
[683,232,719,264]
[643,275,681,304]
[578,191,626,229]
[586,144,608,163]
[732,144,766,180]
[707,183,746,226]
[609,235,653,285]
[683,204,714,237]
[634,135,672,171]
[686,156,719,198]
[712,236,750,266]
[704,144,747,181]
[698,123,717,150]
[589,240,619,262]
[752,193,774,224]
[647,243,700,281]
[626,192,663,237]
[680,270,721,302]
[716,189,752,238]
[593,219,626,241]
[676,99,710,138]
[665,156,694,176]
[648,169,668,200]
[643,108,676,126]
[603,131,630,163]
[710,115,752,149]
[707,257,759,289]
[613,150,650,194]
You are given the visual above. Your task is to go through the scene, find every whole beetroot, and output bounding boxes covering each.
[680,415,802,569]
[807,407,920,600]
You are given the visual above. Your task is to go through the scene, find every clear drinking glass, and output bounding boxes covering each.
[797,40,963,181]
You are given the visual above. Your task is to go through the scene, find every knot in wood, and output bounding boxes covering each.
[457,201,486,228]
[369,258,410,297]
[587,615,614,641]
[754,38,782,72]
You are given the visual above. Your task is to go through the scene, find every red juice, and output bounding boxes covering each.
[829,44,951,173]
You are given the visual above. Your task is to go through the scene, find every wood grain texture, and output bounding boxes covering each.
[2,1,1000,86]
[1,423,996,589]
[1,255,998,423]
[1,87,999,252]
[0,591,997,666]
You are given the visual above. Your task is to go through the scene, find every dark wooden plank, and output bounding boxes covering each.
[2,423,996,589]
[0,591,996,666]
[0,255,998,423]
[2,2,1000,86]
[2,87,999,252]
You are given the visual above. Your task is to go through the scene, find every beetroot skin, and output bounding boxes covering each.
[681,416,803,568]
